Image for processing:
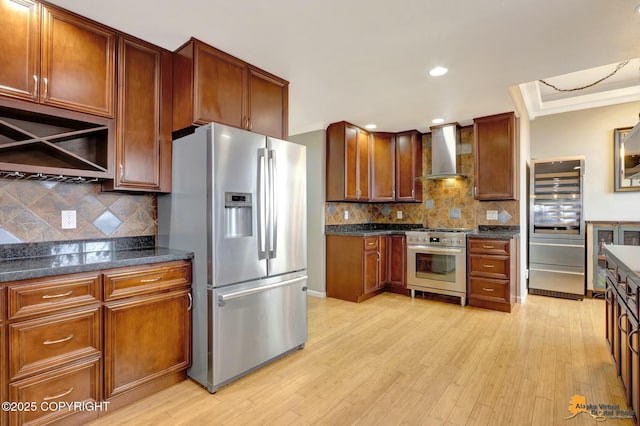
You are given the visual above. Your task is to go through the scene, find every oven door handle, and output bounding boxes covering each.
[408,246,464,255]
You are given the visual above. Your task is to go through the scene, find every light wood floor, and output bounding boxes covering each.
[90,293,632,425]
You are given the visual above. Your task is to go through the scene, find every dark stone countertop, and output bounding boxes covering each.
[325,223,420,236]
[468,225,521,240]
[604,245,640,280]
[0,236,193,283]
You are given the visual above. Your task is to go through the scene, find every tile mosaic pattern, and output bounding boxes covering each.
[325,125,520,229]
[0,180,156,244]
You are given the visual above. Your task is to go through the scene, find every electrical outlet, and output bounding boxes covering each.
[486,210,498,220]
[396,211,403,219]
[344,210,349,220]
[61,210,77,229]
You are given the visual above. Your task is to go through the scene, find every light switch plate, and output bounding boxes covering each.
[486,210,498,220]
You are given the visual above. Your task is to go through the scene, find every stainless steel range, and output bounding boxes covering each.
[405,228,473,306]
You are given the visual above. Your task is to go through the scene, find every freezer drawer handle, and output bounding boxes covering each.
[529,268,584,276]
[218,276,308,306]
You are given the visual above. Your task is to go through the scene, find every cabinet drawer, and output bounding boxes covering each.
[469,277,509,303]
[103,260,191,301]
[468,254,509,279]
[468,239,509,255]
[8,273,101,320]
[363,237,378,251]
[9,306,101,380]
[9,356,101,426]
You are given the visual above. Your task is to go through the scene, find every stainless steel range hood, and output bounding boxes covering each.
[419,122,466,180]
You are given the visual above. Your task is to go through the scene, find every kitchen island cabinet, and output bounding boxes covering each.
[0,0,116,118]
[173,38,289,139]
[473,112,517,200]
[603,245,640,425]
[102,35,172,193]
[1,284,5,426]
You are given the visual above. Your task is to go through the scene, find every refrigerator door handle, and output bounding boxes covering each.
[257,149,268,259]
[217,276,308,306]
[268,149,278,258]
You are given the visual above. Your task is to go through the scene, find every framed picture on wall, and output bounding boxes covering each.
[614,126,640,192]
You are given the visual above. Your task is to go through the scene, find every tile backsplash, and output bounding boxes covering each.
[325,125,520,228]
[0,180,156,244]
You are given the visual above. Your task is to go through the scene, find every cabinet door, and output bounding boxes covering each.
[0,0,40,102]
[104,289,191,399]
[248,67,288,139]
[357,128,370,200]
[605,284,616,353]
[344,124,360,200]
[389,235,406,287]
[473,112,516,200]
[193,42,246,128]
[396,131,423,202]
[40,5,116,117]
[378,235,389,286]
[363,250,379,295]
[109,36,172,192]
[620,226,640,246]
[370,133,395,201]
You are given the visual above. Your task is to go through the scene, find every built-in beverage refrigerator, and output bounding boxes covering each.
[528,156,585,299]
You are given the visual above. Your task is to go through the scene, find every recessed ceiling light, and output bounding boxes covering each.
[365,124,377,130]
[429,66,448,77]
[431,118,445,124]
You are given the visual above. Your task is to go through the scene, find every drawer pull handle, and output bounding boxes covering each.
[140,277,162,283]
[482,265,495,268]
[482,288,495,292]
[482,245,494,249]
[43,387,74,401]
[43,334,74,345]
[42,291,73,300]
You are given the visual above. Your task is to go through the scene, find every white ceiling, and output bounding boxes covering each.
[48,0,640,135]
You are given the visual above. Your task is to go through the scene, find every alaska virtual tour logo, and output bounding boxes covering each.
[565,395,634,422]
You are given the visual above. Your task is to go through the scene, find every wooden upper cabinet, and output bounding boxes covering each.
[473,112,517,200]
[326,121,370,201]
[102,35,172,192]
[395,130,423,202]
[370,132,395,202]
[0,0,40,102]
[0,1,116,117]
[173,38,288,139]
[248,67,288,139]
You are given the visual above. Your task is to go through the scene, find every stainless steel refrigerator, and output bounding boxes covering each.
[158,123,307,393]
[528,156,585,299]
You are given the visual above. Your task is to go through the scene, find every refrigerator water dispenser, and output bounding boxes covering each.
[224,192,252,237]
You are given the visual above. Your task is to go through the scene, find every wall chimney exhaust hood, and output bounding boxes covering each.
[418,122,466,180]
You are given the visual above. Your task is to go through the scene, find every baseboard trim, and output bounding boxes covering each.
[307,290,326,298]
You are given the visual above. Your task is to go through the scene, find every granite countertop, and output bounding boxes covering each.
[325,224,420,236]
[603,245,640,280]
[0,236,193,283]
[468,225,521,240]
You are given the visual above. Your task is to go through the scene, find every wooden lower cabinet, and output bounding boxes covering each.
[387,235,408,294]
[103,288,191,408]
[2,259,192,425]
[467,237,517,312]
[326,235,385,302]
[9,356,101,426]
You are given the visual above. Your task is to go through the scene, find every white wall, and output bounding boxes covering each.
[530,101,640,221]
[289,130,326,296]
